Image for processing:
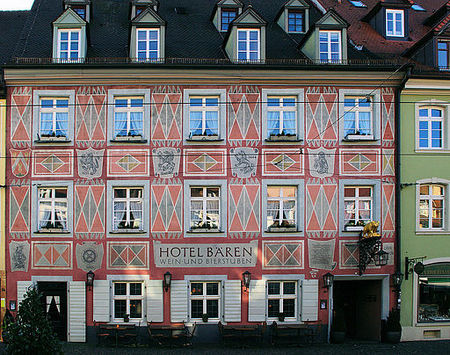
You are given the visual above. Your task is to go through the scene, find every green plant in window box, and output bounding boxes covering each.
[269,130,297,141]
[202,314,208,323]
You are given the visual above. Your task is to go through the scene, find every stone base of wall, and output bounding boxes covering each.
[401,325,450,341]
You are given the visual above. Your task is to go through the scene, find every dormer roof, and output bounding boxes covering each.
[315,8,348,28]
[217,0,243,8]
[132,6,165,25]
[232,5,267,26]
[53,7,87,25]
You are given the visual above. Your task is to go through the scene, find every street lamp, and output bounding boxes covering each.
[86,271,95,289]
[374,249,389,267]
[163,271,172,292]
[242,271,251,290]
[392,271,403,290]
[323,272,334,288]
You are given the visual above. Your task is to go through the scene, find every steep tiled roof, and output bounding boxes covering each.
[318,0,449,56]
[0,10,29,64]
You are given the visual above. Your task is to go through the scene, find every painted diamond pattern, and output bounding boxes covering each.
[41,155,65,172]
[151,92,182,142]
[228,92,260,142]
[151,185,182,233]
[306,184,337,231]
[117,155,141,172]
[272,154,295,171]
[10,186,30,233]
[340,242,359,268]
[229,184,260,232]
[382,184,395,231]
[11,88,32,147]
[76,87,107,144]
[306,89,338,141]
[108,242,148,269]
[263,242,303,269]
[75,185,105,235]
[193,154,218,172]
[32,242,71,269]
[348,154,371,171]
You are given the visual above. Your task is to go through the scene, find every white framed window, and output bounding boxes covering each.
[418,107,444,149]
[344,186,372,229]
[188,96,219,139]
[39,98,69,139]
[38,187,68,231]
[221,8,238,31]
[267,97,297,138]
[113,97,144,139]
[237,29,260,62]
[190,187,220,231]
[319,30,341,62]
[386,9,404,37]
[343,96,373,138]
[190,281,221,321]
[57,29,80,60]
[438,40,450,70]
[419,184,445,230]
[136,28,159,61]
[288,10,304,33]
[113,282,144,322]
[267,186,297,230]
[267,281,297,321]
[113,187,143,231]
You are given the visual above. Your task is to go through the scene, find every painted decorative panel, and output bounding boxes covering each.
[381,88,394,146]
[340,149,380,175]
[107,149,150,177]
[9,185,30,235]
[75,87,106,146]
[76,148,104,179]
[107,242,149,270]
[308,239,336,270]
[228,87,260,144]
[32,241,72,269]
[184,149,226,176]
[306,87,338,144]
[32,150,73,177]
[305,181,337,233]
[229,183,260,234]
[339,241,359,269]
[382,184,395,232]
[75,183,105,237]
[76,241,103,272]
[262,149,302,176]
[151,88,182,144]
[152,147,181,178]
[10,87,32,147]
[11,149,31,178]
[230,147,258,178]
[308,147,335,178]
[151,181,183,235]
[263,241,304,269]
[382,149,395,176]
[9,241,30,272]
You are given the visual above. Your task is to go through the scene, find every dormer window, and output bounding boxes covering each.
[71,5,86,19]
[386,9,404,37]
[57,29,80,61]
[221,8,238,31]
[438,40,449,70]
[237,29,260,62]
[131,0,159,19]
[137,28,159,61]
[319,31,341,62]
[64,0,90,22]
[288,10,304,33]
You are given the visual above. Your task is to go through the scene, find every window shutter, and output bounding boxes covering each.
[68,281,86,342]
[248,280,266,322]
[17,281,34,309]
[93,280,110,322]
[170,280,188,322]
[224,280,241,322]
[301,279,318,322]
[146,280,163,322]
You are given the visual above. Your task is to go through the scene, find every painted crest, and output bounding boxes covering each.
[11,149,31,178]
[152,147,181,178]
[77,148,104,179]
[10,241,30,272]
[76,242,103,272]
[230,147,258,178]
[308,147,335,178]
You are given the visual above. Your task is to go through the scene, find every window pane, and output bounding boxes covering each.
[268,282,280,295]
[283,299,295,317]
[283,282,296,295]
[130,283,142,296]
[206,282,219,295]
[191,188,203,197]
[206,300,219,318]
[114,300,126,319]
[114,283,126,296]
[191,283,203,295]
[344,187,355,197]
[129,300,142,318]
[268,299,280,317]
[114,189,126,198]
[191,300,203,318]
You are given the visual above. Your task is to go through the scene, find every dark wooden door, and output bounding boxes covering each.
[37,282,67,341]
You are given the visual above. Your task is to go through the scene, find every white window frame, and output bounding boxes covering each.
[386,9,404,37]
[112,96,145,140]
[343,96,374,139]
[136,28,160,61]
[188,96,220,139]
[112,187,144,232]
[343,186,373,230]
[57,28,81,61]
[38,97,70,140]
[237,28,260,62]
[267,280,298,322]
[319,30,342,62]
[220,8,238,32]
[112,281,144,322]
[418,184,445,231]
[266,96,297,138]
[418,107,444,150]
[37,187,68,231]
[267,186,297,230]
[415,101,449,152]
[189,186,220,231]
[189,281,221,321]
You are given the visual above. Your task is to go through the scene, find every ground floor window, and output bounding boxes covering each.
[113,282,143,321]
[267,281,297,321]
[418,263,450,323]
[190,281,221,321]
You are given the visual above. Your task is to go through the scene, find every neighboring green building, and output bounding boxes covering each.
[400,75,450,341]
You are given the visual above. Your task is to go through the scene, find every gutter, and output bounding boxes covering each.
[395,65,411,307]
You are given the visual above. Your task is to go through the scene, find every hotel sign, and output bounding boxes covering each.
[153,241,258,268]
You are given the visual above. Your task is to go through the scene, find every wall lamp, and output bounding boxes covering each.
[323,272,334,289]
[242,271,251,290]
[86,270,95,289]
[392,271,403,291]
[163,271,172,292]
[405,256,426,280]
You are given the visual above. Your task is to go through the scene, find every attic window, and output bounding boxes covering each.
[386,9,404,37]
[71,5,86,19]
[288,10,304,33]
[221,8,238,31]
[411,4,425,12]
[136,6,147,16]
[348,0,366,8]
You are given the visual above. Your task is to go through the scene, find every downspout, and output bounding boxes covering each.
[395,65,411,309]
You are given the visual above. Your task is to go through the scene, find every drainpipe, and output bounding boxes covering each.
[395,65,411,309]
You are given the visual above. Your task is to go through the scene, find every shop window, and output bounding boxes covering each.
[113,282,144,322]
[418,275,450,323]
[190,282,221,321]
[267,281,297,321]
